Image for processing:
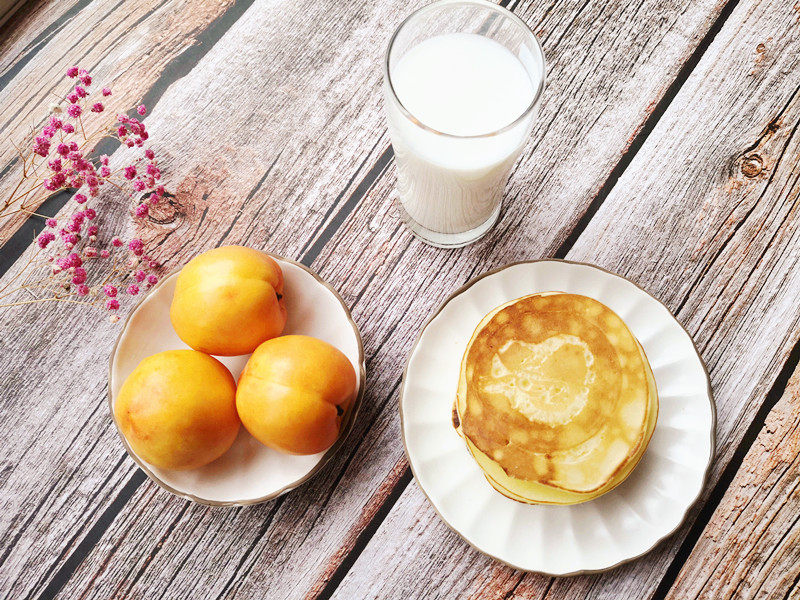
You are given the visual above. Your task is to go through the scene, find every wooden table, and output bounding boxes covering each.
[0,0,798,598]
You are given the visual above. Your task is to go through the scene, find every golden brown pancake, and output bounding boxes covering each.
[455,293,658,505]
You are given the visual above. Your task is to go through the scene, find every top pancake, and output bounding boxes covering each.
[457,293,651,494]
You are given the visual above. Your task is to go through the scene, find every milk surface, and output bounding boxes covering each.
[386,33,539,243]
[393,33,534,137]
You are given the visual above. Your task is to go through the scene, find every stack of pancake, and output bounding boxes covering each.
[455,293,658,505]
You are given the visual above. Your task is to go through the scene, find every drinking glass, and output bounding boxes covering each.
[383,0,545,247]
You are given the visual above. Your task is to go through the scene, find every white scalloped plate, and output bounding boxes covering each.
[109,255,365,506]
[400,260,715,575]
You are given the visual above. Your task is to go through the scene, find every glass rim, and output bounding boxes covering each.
[383,0,546,140]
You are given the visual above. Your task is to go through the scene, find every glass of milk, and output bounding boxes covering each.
[383,0,545,247]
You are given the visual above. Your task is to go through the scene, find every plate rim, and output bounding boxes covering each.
[399,258,716,575]
[108,252,366,507]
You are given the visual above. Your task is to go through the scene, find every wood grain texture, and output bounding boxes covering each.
[11,0,750,598]
[0,0,237,242]
[0,0,79,64]
[0,0,412,595]
[331,0,800,597]
[0,1,796,600]
[665,363,800,600]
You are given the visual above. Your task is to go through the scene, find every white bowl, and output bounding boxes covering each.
[109,254,365,506]
[401,260,715,574]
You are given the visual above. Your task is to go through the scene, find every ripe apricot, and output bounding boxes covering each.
[115,350,240,470]
[236,335,357,455]
[170,246,287,356]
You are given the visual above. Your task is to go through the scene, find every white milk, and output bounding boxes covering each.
[386,32,540,246]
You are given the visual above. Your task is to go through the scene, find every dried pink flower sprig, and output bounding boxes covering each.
[1,213,161,318]
[1,66,166,318]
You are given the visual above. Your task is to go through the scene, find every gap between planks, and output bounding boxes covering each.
[0,0,260,277]
[1,0,786,597]
[309,0,783,596]
[3,0,751,595]
[14,66,396,600]
[650,338,800,600]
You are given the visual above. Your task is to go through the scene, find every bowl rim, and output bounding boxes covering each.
[398,258,716,575]
[108,252,366,506]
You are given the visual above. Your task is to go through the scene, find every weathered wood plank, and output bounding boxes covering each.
[0,0,77,57]
[1,0,757,598]
[330,0,800,597]
[664,362,800,600]
[0,0,409,595]
[0,0,238,243]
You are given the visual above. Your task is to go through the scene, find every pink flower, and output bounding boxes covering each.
[134,203,149,218]
[42,125,56,138]
[103,284,118,297]
[61,231,78,245]
[84,208,96,220]
[49,116,63,130]
[68,253,82,267]
[100,155,109,166]
[125,139,134,148]
[133,179,146,192]
[33,139,50,157]
[74,193,87,204]
[36,231,55,249]
[62,123,75,133]
[144,149,155,160]
[148,260,159,269]
[100,249,110,258]
[43,179,58,191]
[117,125,127,137]
[84,246,98,258]
[87,225,99,236]
[76,284,90,296]
[105,298,120,310]
[66,66,79,78]
[67,104,82,118]
[128,238,144,256]
[67,92,79,104]
[146,274,158,285]
[102,87,112,96]
[124,165,137,180]
[80,75,91,86]
[127,284,140,295]
[48,158,62,171]
[72,267,87,284]
[100,166,111,177]
[75,86,88,98]
[134,269,146,282]
[46,218,57,228]
[111,236,123,247]
[91,102,104,113]
[51,172,66,187]
[137,104,146,115]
